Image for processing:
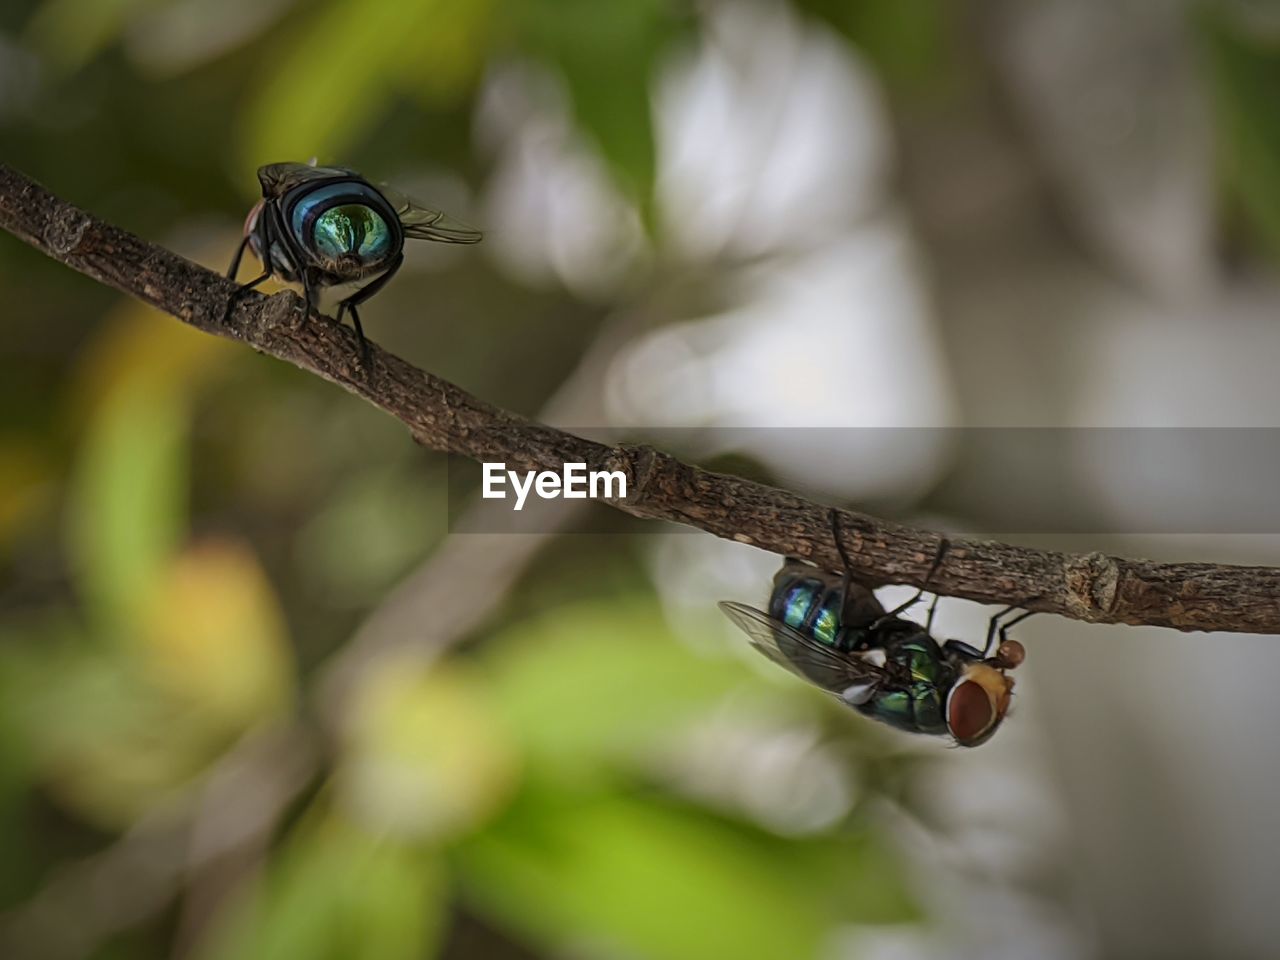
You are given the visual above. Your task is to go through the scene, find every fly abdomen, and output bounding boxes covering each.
[768,575,846,649]
[859,685,947,735]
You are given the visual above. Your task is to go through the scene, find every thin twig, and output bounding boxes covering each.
[2,163,1278,633]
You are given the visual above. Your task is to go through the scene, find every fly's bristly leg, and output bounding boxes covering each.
[335,252,403,368]
[998,610,1037,646]
[983,604,1039,657]
[300,271,319,322]
[873,536,950,627]
[925,594,941,634]
[983,606,1018,656]
[222,264,272,324]
[346,304,370,366]
[226,235,251,280]
[236,269,272,296]
[829,508,855,619]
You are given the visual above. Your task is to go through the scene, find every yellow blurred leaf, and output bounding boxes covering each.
[335,656,517,841]
[3,540,293,828]
[67,302,236,428]
[238,0,495,171]
[142,539,295,729]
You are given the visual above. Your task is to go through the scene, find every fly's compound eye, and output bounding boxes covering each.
[946,663,1014,747]
[312,204,393,261]
[947,679,997,746]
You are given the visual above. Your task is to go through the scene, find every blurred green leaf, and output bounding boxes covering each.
[481,598,774,775]
[200,815,445,960]
[335,657,518,842]
[4,640,222,828]
[0,613,84,900]
[65,379,188,633]
[456,785,917,960]
[0,538,293,829]
[24,0,160,72]
[1200,6,1280,262]
[238,0,495,172]
[513,0,686,223]
[63,306,236,634]
[293,464,445,606]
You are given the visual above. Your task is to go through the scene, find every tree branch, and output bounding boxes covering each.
[3,163,1278,633]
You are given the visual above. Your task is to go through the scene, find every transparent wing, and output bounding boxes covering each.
[718,601,887,697]
[379,183,482,244]
[257,162,357,197]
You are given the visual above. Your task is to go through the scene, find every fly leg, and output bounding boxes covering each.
[925,594,941,634]
[223,235,272,323]
[982,605,1037,658]
[828,508,893,649]
[872,537,950,627]
[829,508,855,616]
[335,303,368,365]
[335,252,404,368]
[297,263,332,321]
[226,235,250,281]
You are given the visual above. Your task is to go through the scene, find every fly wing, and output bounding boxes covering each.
[257,162,356,197]
[719,601,886,699]
[378,183,483,244]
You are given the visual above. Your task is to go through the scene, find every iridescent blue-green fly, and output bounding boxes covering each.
[720,513,1028,747]
[227,162,481,357]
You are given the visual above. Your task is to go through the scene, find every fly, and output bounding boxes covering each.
[226,161,481,360]
[720,511,1029,747]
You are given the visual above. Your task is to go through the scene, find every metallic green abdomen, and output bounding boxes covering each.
[858,636,950,735]
[769,575,843,648]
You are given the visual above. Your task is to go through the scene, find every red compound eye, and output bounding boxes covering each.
[947,679,997,746]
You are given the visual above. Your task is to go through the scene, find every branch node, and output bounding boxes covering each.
[1062,551,1120,620]
[259,291,303,335]
[44,207,89,255]
[613,443,660,507]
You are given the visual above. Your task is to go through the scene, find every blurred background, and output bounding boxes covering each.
[3,1,1280,958]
